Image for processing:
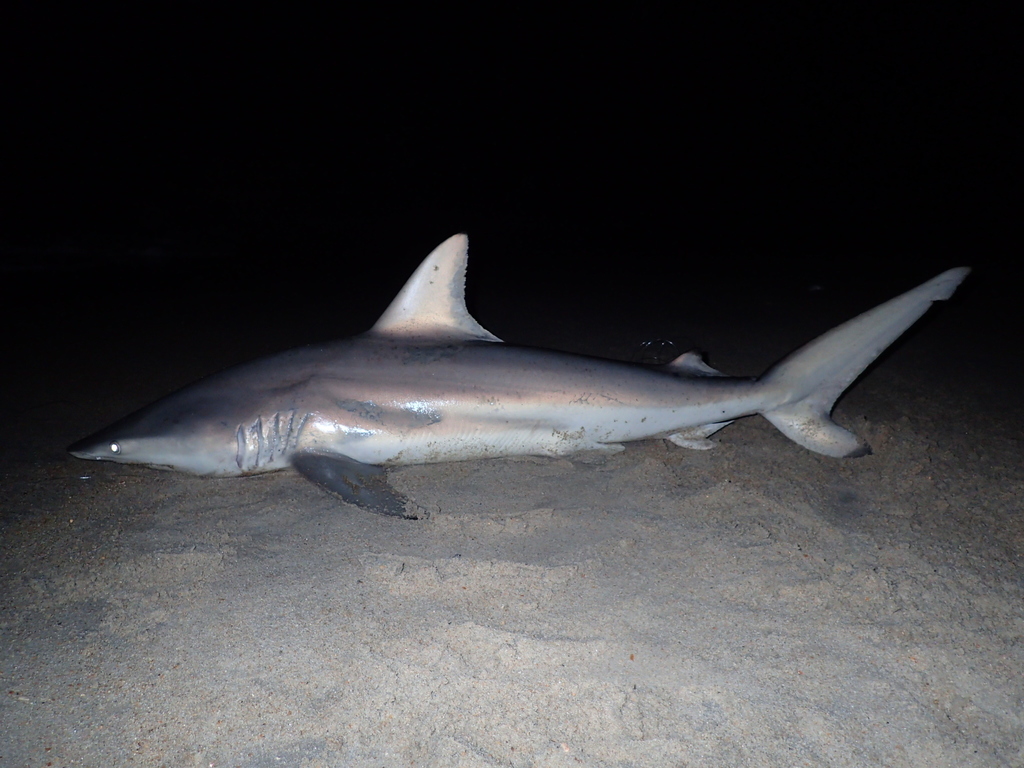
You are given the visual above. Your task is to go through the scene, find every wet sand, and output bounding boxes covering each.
[2,266,1022,767]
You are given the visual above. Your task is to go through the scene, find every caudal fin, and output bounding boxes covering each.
[760,267,970,457]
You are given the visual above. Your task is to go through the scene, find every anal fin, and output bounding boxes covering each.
[665,421,733,450]
[291,453,426,519]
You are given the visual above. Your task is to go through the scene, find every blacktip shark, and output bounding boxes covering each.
[69,234,969,518]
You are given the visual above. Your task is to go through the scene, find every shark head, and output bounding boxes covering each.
[68,390,244,475]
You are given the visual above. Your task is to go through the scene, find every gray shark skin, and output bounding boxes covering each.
[69,235,970,518]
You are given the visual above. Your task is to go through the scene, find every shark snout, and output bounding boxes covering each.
[68,438,99,459]
[68,433,116,460]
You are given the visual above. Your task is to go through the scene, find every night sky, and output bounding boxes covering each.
[1,8,1017,365]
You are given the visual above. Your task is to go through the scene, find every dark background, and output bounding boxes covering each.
[1,7,1018,416]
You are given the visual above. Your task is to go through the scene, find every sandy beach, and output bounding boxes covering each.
[2,262,1021,768]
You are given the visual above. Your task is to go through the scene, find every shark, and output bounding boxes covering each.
[69,234,969,518]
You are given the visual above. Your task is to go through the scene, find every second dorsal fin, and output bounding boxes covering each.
[665,351,725,377]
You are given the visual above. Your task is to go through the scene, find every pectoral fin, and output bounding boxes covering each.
[291,453,425,519]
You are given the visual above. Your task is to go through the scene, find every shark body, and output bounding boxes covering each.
[69,235,969,518]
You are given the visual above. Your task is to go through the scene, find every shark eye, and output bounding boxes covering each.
[109,442,121,454]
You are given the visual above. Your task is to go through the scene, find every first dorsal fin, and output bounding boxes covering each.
[369,234,502,342]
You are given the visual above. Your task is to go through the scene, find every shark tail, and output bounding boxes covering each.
[758,267,970,457]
